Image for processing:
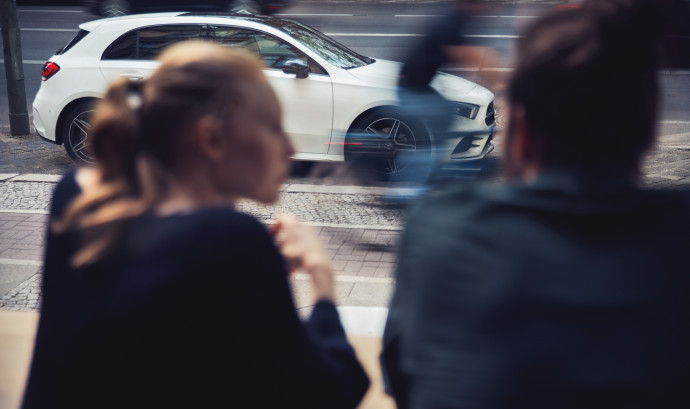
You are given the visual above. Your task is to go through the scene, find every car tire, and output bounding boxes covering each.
[228,0,261,14]
[62,101,97,165]
[100,0,131,17]
[345,109,431,181]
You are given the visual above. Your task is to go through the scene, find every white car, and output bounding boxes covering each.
[33,12,496,175]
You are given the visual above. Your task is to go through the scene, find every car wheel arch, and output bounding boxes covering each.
[346,105,434,144]
[56,97,100,146]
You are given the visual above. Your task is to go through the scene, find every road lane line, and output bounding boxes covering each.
[0,259,42,267]
[0,60,45,64]
[18,9,84,13]
[20,28,79,32]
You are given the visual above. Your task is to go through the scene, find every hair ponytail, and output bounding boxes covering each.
[54,78,170,267]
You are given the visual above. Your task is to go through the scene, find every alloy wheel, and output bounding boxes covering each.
[67,110,96,164]
[362,117,417,174]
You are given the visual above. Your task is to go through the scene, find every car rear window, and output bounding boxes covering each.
[57,29,89,55]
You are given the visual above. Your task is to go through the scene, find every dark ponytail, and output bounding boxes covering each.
[89,78,145,182]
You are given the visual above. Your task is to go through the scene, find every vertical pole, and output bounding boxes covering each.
[1,0,30,136]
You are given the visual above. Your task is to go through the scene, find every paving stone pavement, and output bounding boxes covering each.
[0,201,402,311]
[2,121,689,311]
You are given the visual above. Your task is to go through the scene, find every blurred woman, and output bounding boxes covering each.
[21,41,369,409]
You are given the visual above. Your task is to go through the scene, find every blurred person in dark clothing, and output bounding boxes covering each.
[21,41,369,409]
[382,0,690,408]
[392,0,504,193]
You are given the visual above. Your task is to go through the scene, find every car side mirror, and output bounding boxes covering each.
[282,59,309,79]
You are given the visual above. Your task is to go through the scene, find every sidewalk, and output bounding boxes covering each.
[0,177,405,312]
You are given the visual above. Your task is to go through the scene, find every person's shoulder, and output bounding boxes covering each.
[404,182,491,229]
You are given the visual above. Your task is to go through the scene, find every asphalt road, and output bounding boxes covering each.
[1,1,689,188]
[4,1,689,130]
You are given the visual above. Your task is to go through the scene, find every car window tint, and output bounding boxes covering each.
[102,25,205,60]
[103,30,138,60]
[210,26,326,74]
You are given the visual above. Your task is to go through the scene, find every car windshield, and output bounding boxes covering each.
[261,19,374,69]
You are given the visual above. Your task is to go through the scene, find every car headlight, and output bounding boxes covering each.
[451,102,480,120]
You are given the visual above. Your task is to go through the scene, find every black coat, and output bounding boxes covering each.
[22,172,369,409]
[383,170,690,409]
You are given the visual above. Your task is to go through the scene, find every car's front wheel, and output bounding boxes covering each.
[100,0,131,17]
[62,101,97,165]
[345,109,431,180]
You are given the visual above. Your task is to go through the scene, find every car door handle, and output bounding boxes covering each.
[120,72,144,80]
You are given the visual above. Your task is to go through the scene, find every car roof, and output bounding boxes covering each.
[79,11,280,32]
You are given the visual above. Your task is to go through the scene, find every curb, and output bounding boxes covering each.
[0,174,391,196]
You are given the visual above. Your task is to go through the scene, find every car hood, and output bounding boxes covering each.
[346,58,486,101]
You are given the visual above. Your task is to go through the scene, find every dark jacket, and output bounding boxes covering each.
[22,172,369,409]
[383,170,690,409]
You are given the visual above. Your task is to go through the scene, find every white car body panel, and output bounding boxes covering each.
[33,12,495,164]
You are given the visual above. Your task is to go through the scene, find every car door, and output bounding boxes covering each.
[210,25,334,154]
[99,24,206,86]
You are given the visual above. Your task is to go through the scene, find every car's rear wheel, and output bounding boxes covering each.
[100,0,131,17]
[62,102,96,165]
[345,109,431,180]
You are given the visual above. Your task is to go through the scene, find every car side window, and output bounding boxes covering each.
[209,26,327,75]
[102,25,205,60]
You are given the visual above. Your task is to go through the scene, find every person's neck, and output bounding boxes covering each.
[156,169,236,216]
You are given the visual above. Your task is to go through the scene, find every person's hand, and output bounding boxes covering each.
[271,214,335,302]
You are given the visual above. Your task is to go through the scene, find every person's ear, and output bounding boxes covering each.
[193,116,225,161]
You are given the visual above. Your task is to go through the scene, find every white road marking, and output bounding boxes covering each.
[0,258,42,267]
[18,9,85,13]
[394,14,442,17]
[20,28,78,32]
[0,60,45,64]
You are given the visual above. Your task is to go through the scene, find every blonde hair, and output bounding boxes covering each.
[55,41,266,267]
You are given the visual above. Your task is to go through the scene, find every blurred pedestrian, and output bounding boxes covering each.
[382,0,690,408]
[21,41,369,409]
[391,0,505,196]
